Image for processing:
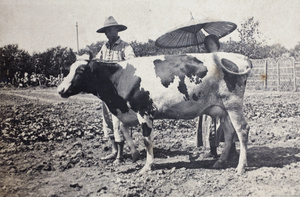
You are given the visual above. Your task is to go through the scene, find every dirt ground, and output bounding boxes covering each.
[0,87,300,197]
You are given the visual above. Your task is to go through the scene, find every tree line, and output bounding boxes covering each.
[0,17,299,87]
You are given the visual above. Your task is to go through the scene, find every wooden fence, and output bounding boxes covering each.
[247,58,300,91]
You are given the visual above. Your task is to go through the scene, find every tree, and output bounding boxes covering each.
[131,40,160,57]
[0,44,31,83]
[222,17,267,59]
[290,42,300,61]
[35,46,75,77]
[237,17,263,58]
[267,44,289,59]
[78,41,104,57]
[222,40,241,54]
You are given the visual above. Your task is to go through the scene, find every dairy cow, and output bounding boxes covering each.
[58,52,252,174]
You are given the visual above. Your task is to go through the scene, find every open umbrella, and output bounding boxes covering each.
[155,17,237,52]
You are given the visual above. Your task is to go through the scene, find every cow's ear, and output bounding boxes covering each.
[69,48,75,57]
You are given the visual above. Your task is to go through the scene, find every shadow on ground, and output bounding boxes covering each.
[246,146,300,169]
[124,146,300,172]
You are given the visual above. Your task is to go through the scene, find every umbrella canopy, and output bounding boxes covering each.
[155,18,237,51]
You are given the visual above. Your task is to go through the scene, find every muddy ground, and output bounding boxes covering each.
[0,87,300,197]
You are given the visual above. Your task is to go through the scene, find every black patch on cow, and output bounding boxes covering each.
[128,87,154,117]
[141,123,152,137]
[221,58,239,92]
[112,63,155,117]
[153,55,208,100]
[192,90,204,101]
[223,73,237,92]
[178,79,188,100]
[88,61,130,115]
[192,93,199,101]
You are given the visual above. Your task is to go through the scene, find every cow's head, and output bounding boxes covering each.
[57,53,93,98]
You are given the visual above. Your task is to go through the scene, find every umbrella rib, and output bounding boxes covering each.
[171,31,185,48]
[176,30,188,47]
[204,22,236,37]
[161,32,178,48]
[166,31,180,48]
[180,32,189,48]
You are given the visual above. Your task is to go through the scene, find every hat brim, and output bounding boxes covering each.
[96,25,127,33]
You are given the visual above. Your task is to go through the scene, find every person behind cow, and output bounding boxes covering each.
[201,35,238,158]
[95,16,136,162]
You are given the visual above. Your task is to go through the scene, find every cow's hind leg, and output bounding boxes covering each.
[212,114,235,169]
[137,114,154,174]
[227,110,249,174]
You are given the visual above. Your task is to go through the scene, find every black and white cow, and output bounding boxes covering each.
[58,52,252,174]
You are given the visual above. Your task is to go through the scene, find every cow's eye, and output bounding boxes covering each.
[76,66,86,74]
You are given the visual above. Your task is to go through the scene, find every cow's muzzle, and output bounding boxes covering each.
[57,86,69,98]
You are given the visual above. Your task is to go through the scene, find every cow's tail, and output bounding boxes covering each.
[214,54,252,76]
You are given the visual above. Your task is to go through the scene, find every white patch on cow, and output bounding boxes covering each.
[189,52,251,73]
[57,60,88,93]
[117,56,191,110]
[214,52,251,74]
[137,113,153,129]
[118,54,216,114]
[137,113,146,124]
[126,101,131,109]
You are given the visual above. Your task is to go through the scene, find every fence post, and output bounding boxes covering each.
[292,58,296,92]
[277,59,280,91]
[264,59,268,90]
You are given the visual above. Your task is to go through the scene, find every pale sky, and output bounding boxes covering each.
[0,0,299,54]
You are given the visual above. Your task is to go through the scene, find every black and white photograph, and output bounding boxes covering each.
[0,0,300,196]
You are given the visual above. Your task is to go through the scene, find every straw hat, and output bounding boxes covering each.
[96,16,127,33]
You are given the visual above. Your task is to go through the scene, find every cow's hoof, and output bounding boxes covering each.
[235,165,246,175]
[132,150,140,162]
[204,152,220,159]
[212,160,226,169]
[100,152,117,161]
[113,158,124,166]
[139,164,153,174]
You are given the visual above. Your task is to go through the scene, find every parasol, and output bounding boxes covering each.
[155,17,237,52]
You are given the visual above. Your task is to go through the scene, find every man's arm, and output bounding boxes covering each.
[124,45,135,60]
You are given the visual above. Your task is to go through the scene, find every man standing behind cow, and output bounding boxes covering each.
[95,16,136,163]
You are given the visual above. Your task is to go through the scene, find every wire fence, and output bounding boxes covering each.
[247,58,300,91]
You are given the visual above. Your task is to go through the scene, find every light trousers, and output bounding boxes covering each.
[102,102,123,142]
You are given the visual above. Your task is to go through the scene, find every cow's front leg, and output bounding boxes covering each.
[137,114,154,173]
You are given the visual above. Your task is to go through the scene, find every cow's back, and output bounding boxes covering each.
[112,54,226,119]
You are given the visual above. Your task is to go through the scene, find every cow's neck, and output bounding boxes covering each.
[91,63,130,115]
